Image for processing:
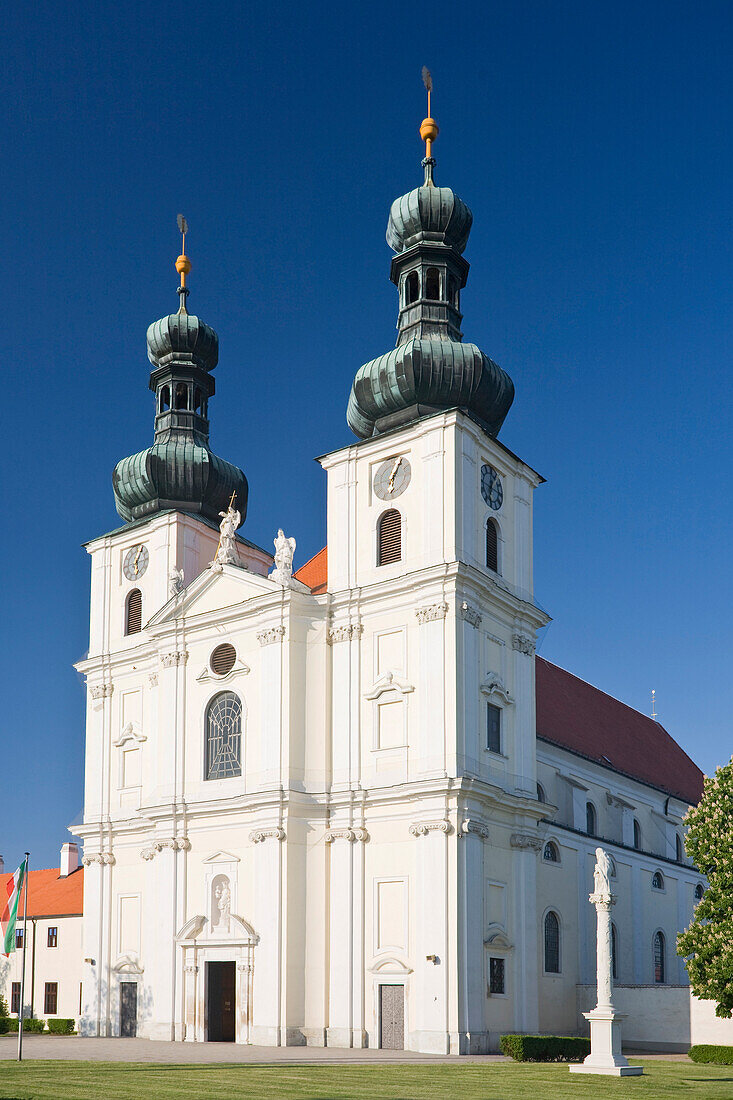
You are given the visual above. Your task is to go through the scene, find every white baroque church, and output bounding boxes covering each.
[76,112,705,1053]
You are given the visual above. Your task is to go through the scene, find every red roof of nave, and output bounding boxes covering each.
[295,547,703,806]
[0,867,83,918]
[535,656,704,806]
[294,546,328,593]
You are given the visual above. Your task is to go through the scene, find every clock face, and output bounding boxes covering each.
[373,456,411,501]
[481,464,503,510]
[123,544,149,581]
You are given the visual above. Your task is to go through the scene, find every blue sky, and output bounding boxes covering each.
[1,1,731,870]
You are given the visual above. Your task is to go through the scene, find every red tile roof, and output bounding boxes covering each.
[294,546,328,593]
[0,867,83,918]
[536,656,703,806]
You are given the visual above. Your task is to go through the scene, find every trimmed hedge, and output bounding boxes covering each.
[47,1018,75,1035]
[689,1044,733,1065]
[500,1034,591,1062]
[0,1017,13,1034]
[22,1018,46,1033]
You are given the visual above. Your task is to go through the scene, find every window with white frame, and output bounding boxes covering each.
[486,703,501,754]
[544,911,560,973]
[205,691,242,780]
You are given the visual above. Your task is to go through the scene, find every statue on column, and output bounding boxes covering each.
[269,529,296,586]
[569,846,642,1077]
[213,502,240,567]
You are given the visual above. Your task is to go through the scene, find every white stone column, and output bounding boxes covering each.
[510,833,540,1034]
[325,827,367,1048]
[329,624,363,789]
[411,820,451,1054]
[250,828,285,1045]
[183,961,198,1041]
[457,821,489,1053]
[570,849,642,1077]
[236,958,254,1044]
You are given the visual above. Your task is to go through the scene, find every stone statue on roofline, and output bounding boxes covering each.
[212,501,240,567]
[269,529,296,587]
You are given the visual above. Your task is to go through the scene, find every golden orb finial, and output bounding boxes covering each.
[420,67,439,159]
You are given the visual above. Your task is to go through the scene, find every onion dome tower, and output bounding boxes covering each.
[347,75,514,439]
[112,220,248,527]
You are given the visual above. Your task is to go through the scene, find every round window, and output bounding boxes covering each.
[210,643,236,677]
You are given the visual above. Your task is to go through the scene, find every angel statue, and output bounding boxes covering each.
[269,529,296,586]
[213,502,241,566]
[593,846,613,897]
[168,567,184,598]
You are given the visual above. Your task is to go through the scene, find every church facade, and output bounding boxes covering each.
[76,114,705,1053]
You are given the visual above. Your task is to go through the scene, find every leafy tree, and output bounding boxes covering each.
[678,757,733,1017]
[0,994,7,1017]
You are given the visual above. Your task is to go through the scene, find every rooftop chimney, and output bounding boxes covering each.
[60,842,79,878]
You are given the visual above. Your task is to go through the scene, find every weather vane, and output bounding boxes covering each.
[419,67,439,173]
[175,214,191,312]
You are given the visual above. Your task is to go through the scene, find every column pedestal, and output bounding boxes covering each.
[569,1010,643,1076]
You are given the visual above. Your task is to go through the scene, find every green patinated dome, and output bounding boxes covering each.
[347,157,514,440]
[387,181,472,254]
[113,287,248,527]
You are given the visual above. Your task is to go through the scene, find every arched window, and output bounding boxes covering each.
[586,801,597,837]
[205,692,242,780]
[653,930,666,983]
[125,589,142,635]
[537,782,546,804]
[675,833,684,862]
[652,871,664,890]
[543,841,559,863]
[377,509,401,566]
[159,385,170,412]
[405,271,419,305]
[175,382,188,410]
[633,818,642,850]
[611,923,618,980]
[694,883,704,901]
[425,266,440,300]
[544,911,560,973]
[486,518,499,572]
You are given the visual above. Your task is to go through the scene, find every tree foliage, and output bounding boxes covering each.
[677,757,733,1017]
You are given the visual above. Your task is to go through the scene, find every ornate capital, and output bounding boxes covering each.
[82,852,115,866]
[160,650,188,668]
[480,672,514,705]
[460,819,490,840]
[237,961,253,973]
[510,833,542,851]
[89,682,113,700]
[141,836,190,860]
[460,602,482,629]
[511,633,535,656]
[328,622,363,644]
[415,602,448,625]
[324,827,369,844]
[409,819,452,837]
[248,827,286,844]
[148,672,159,688]
[257,626,286,647]
[184,964,199,974]
[140,847,157,862]
[589,891,618,909]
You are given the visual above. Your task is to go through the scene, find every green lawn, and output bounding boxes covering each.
[0,1061,731,1100]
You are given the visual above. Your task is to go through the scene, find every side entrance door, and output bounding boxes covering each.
[207,961,236,1042]
[379,984,404,1050]
[120,982,137,1037]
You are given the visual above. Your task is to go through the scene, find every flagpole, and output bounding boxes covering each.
[17,853,29,1062]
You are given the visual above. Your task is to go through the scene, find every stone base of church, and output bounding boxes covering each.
[326,1027,368,1048]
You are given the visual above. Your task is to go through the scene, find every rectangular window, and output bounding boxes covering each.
[15,928,23,949]
[487,703,501,753]
[44,982,58,1015]
[489,957,505,995]
[11,982,20,1014]
[47,926,58,948]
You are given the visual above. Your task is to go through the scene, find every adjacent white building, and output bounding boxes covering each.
[74,115,707,1052]
[0,845,84,1026]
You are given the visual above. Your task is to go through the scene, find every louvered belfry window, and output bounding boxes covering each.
[378,510,401,566]
[126,589,142,635]
[210,643,236,677]
[486,519,498,572]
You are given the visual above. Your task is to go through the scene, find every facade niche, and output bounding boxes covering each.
[211,873,232,933]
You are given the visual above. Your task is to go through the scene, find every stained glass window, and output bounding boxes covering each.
[206,692,242,780]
